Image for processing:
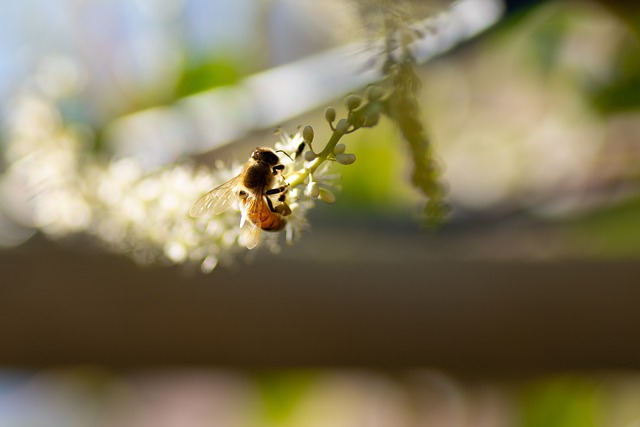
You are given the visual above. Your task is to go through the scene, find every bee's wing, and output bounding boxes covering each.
[238,194,264,249]
[239,219,261,250]
[189,174,243,217]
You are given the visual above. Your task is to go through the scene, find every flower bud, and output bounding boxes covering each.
[324,107,336,123]
[318,188,336,204]
[345,94,362,110]
[335,119,350,134]
[336,153,356,165]
[306,181,319,198]
[363,113,379,127]
[352,113,366,128]
[334,143,346,154]
[366,85,385,101]
[302,125,314,143]
[304,150,317,162]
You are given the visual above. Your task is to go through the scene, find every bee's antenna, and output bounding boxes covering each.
[275,150,293,161]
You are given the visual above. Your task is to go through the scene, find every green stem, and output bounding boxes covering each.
[285,130,342,188]
[284,99,384,189]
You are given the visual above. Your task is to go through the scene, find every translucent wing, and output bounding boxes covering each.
[190,174,243,217]
[239,219,261,250]
[238,194,264,249]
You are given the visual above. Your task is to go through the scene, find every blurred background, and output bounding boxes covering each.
[3,0,640,425]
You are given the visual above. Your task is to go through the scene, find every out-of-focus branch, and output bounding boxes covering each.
[105,0,504,171]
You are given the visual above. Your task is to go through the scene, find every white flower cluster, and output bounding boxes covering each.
[1,91,94,243]
[272,129,341,247]
[0,86,338,272]
[86,158,246,271]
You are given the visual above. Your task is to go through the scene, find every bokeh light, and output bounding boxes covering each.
[3,0,640,426]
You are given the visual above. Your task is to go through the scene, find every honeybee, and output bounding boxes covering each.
[190,147,291,249]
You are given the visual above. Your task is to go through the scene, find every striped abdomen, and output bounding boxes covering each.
[243,198,287,231]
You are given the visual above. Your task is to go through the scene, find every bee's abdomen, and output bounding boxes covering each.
[259,209,286,231]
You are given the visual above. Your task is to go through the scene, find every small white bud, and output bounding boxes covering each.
[334,143,346,154]
[353,114,366,128]
[345,94,363,110]
[306,181,320,198]
[336,153,356,165]
[303,125,314,143]
[366,85,385,101]
[324,107,336,122]
[335,119,350,134]
[318,188,336,204]
[304,151,317,162]
[364,113,380,127]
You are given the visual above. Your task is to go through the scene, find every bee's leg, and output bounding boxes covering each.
[272,164,284,175]
[265,196,277,213]
[265,185,287,196]
[265,185,289,213]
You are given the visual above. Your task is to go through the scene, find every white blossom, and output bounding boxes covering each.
[0,87,344,272]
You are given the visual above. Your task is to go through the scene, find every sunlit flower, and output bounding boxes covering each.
[274,127,306,165]
[0,85,345,272]
[271,129,321,247]
[0,86,257,271]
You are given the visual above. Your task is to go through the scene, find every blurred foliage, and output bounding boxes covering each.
[518,376,600,427]
[568,196,640,257]
[175,57,242,97]
[589,37,640,114]
[527,12,570,77]
[254,371,317,424]
[6,0,640,256]
[8,369,640,426]
[530,2,640,115]
[337,121,417,215]
[597,2,640,39]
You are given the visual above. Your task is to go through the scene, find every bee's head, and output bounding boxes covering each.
[252,147,280,165]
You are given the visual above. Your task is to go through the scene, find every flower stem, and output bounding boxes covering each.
[285,99,383,189]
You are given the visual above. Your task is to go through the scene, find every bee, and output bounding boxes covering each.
[190,147,291,249]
